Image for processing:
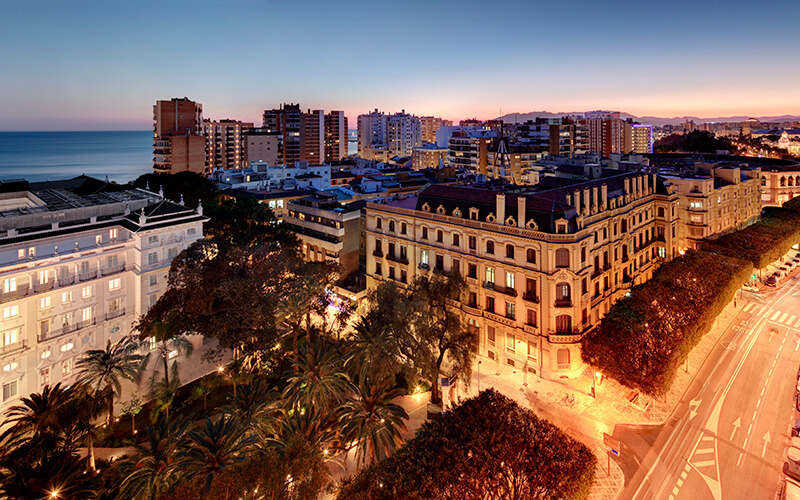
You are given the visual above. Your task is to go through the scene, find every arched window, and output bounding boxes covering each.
[486,240,495,254]
[376,217,382,229]
[657,207,665,218]
[526,248,536,264]
[796,176,800,186]
[421,227,428,239]
[761,177,767,186]
[506,244,515,259]
[555,248,570,268]
[556,315,572,334]
[389,220,395,232]
[436,230,443,243]
[556,282,571,301]
[452,233,460,246]
[556,346,571,367]
[400,222,407,235]
[790,177,795,187]
[781,176,786,187]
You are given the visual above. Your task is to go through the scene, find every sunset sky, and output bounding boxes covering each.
[1,0,798,131]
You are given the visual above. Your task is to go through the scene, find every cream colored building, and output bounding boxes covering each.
[760,163,800,206]
[364,171,679,380]
[661,163,762,249]
[0,176,206,414]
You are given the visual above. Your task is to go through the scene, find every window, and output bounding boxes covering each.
[467,263,477,279]
[79,261,90,275]
[400,246,407,261]
[389,221,395,232]
[486,241,495,254]
[401,223,407,234]
[17,249,25,260]
[527,340,537,360]
[167,248,178,260]
[658,246,666,258]
[81,307,92,323]
[3,278,16,294]
[62,359,72,377]
[505,272,515,290]
[109,228,118,240]
[28,247,36,258]
[580,247,586,264]
[149,275,158,286]
[556,282,571,301]
[388,243,396,259]
[658,207,665,217]
[187,227,197,235]
[148,235,158,244]
[556,315,572,333]
[96,235,102,245]
[61,291,72,303]
[40,367,51,387]
[452,259,460,275]
[374,240,382,254]
[421,227,428,239]
[400,269,407,283]
[487,326,496,345]
[435,255,444,270]
[468,291,477,307]
[485,296,495,313]
[82,286,92,298]
[505,301,515,320]
[527,309,537,327]
[38,270,49,284]
[40,296,51,309]
[376,218,382,229]
[3,380,18,402]
[526,249,536,264]
[3,328,19,346]
[452,233,460,246]
[420,250,429,266]
[506,333,516,353]
[3,305,19,320]
[555,249,570,268]
[468,236,476,250]
[505,244,514,259]
[375,262,382,275]
[60,341,74,352]
[388,267,395,280]
[148,252,158,265]
[148,295,158,308]
[485,267,495,285]
[61,314,70,328]
[581,277,588,295]
[109,278,121,291]
[437,230,443,243]
[557,348,571,369]
[108,298,121,312]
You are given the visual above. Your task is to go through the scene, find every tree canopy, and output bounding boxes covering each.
[336,389,596,500]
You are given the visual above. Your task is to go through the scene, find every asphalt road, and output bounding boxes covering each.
[617,278,800,500]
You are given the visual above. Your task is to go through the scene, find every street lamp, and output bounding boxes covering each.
[592,371,602,398]
[477,360,482,392]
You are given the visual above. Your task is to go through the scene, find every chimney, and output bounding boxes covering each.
[601,184,608,211]
[517,196,526,228]
[573,190,581,212]
[582,187,590,215]
[591,186,599,213]
[496,193,505,224]
[624,178,630,195]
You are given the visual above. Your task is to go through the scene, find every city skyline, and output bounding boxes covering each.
[1,0,799,131]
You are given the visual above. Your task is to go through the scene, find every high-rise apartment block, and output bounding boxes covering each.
[300,109,325,164]
[388,112,422,158]
[586,111,624,158]
[153,98,207,175]
[420,116,453,144]
[324,111,348,162]
[0,176,207,414]
[243,129,283,168]
[263,104,302,165]
[630,124,654,154]
[203,119,254,170]
[358,110,422,160]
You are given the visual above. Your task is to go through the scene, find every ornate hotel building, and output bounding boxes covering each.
[364,171,680,380]
[0,176,206,413]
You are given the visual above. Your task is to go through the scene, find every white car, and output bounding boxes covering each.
[742,284,759,292]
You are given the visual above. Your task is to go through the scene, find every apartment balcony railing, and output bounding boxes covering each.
[418,263,430,271]
[522,292,540,303]
[105,308,126,321]
[100,264,126,276]
[38,318,96,342]
[372,250,384,258]
[33,281,55,293]
[78,271,98,282]
[483,281,495,290]
[386,254,409,265]
[0,284,30,304]
[0,340,27,356]
[554,299,572,308]
[494,285,517,298]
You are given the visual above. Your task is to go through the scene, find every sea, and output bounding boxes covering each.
[0,131,153,184]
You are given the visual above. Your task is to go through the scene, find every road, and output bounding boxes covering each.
[618,278,800,500]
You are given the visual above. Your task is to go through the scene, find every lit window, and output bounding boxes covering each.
[38,270,49,284]
[62,359,72,377]
[420,250,429,266]
[485,267,495,285]
[40,296,51,309]
[168,349,178,360]
[61,291,72,303]
[505,272,515,290]
[3,361,18,372]
[40,367,50,387]
[3,305,19,320]
[96,235,102,245]
[60,342,74,352]
[506,333,515,352]
[3,278,16,294]
[150,337,157,350]
[109,228,118,239]
[3,328,19,346]
[17,249,25,260]
[81,307,92,323]
[109,278,121,291]
[82,286,92,298]
[41,350,51,360]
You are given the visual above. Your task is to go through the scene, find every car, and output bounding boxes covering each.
[742,284,759,292]
[766,276,779,286]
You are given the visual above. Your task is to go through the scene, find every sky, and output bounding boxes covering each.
[1,0,799,131]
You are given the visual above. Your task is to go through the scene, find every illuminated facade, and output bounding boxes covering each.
[203,119,253,170]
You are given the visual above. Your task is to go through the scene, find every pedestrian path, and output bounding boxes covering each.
[743,302,800,328]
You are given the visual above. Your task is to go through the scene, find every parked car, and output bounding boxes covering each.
[781,478,800,500]
[785,448,800,483]
[766,275,779,287]
[742,284,759,292]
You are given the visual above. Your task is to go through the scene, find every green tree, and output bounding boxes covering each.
[0,383,76,452]
[117,415,191,500]
[283,339,353,413]
[139,319,193,389]
[338,375,408,469]
[176,415,255,500]
[76,335,145,425]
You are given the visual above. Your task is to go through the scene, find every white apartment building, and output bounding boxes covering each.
[387,112,422,158]
[0,176,206,413]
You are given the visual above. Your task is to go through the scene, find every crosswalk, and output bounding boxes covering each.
[743,303,800,328]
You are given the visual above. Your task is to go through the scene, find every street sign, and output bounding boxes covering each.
[603,433,620,450]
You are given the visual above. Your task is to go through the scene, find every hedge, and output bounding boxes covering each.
[581,251,752,396]
[336,389,596,500]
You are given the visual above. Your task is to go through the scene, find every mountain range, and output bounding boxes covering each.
[494,111,800,127]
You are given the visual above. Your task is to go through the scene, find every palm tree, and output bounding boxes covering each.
[175,415,254,499]
[283,339,353,413]
[344,312,403,383]
[60,383,106,471]
[339,376,408,469]
[76,335,144,425]
[0,383,75,451]
[0,453,103,500]
[117,415,190,500]
[147,368,181,421]
[141,319,193,388]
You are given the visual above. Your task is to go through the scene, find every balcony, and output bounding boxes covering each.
[603,263,611,271]
[494,284,517,297]
[418,263,430,271]
[523,324,538,334]
[591,269,602,279]
[0,284,30,304]
[463,303,482,316]
[432,267,445,275]
[58,275,76,286]
[483,281,495,290]
[38,318,96,342]
[33,281,55,293]
[554,299,572,308]
[105,308,126,321]
[483,310,516,327]
[100,264,126,276]
[522,292,540,303]
[386,254,409,265]
[78,270,98,282]
[372,250,384,258]
[0,340,27,356]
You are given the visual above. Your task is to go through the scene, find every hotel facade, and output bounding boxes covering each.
[364,171,680,380]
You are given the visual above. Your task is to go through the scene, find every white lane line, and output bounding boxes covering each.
[780,312,789,323]
[772,311,781,320]
[761,387,766,396]
[757,399,762,408]
[748,423,753,434]
[796,342,799,352]
[673,486,680,495]
[790,315,797,325]
[677,478,684,487]
[681,470,688,480]
[694,459,716,467]
[744,303,753,312]
[795,317,800,328]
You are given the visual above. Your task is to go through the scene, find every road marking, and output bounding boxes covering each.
[762,431,771,458]
[772,311,781,321]
[744,303,753,312]
[790,315,797,325]
[731,417,741,440]
[761,387,766,396]
[748,423,753,434]
[795,317,800,328]
[694,459,716,467]
[757,398,762,408]
[677,478,684,487]
[681,470,688,480]
[673,486,680,495]
[695,447,715,456]
[780,312,789,323]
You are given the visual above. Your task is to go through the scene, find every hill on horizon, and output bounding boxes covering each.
[494,111,800,127]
